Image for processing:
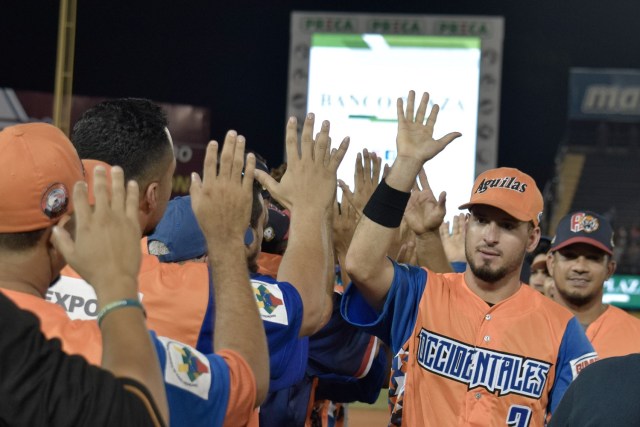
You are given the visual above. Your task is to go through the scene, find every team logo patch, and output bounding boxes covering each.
[569,352,597,378]
[570,213,599,233]
[264,226,275,242]
[41,183,69,219]
[417,329,551,399]
[251,280,288,325]
[158,337,211,400]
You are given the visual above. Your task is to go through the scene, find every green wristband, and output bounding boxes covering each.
[97,299,146,327]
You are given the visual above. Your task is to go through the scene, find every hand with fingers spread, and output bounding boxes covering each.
[440,213,466,263]
[254,114,350,337]
[189,131,270,405]
[396,90,462,165]
[190,131,255,250]
[51,166,142,297]
[255,115,349,212]
[339,148,382,215]
[404,168,447,237]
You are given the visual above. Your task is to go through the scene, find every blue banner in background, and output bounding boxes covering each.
[569,68,640,122]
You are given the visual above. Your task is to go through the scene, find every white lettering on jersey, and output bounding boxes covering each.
[569,352,598,378]
[416,329,551,399]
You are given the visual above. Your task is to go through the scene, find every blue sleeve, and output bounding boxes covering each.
[251,274,309,392]
[340,261,427,354]
[548,317,597,414]
[307,292,377,378]
[151,332,229,427]
[450,261,467,273]
[315,348,388,404]
[194,266,215,354]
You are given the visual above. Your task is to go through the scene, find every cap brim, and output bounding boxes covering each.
[458,202,532,223]
[550,236,613,256]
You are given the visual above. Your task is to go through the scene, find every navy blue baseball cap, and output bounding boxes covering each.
[550,210,614,256]
[147,196,207,262]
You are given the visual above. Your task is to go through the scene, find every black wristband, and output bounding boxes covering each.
[363,179,411,228]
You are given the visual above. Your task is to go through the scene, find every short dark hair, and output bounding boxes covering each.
[0,229,46,252]
[71,98,171,187]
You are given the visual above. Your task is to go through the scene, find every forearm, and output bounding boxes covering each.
[209,240,269,404]
[96,278,169,424]
[278,209,334,336]
[345,216,396,311]
[415,231,453,273]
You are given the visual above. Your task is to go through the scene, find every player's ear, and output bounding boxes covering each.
[546,252,555,276]
[144,182,160,213]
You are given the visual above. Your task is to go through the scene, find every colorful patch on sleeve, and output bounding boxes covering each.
[158,336,212,400]
[251,279,289,325]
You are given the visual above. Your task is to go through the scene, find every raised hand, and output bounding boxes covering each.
[51,166,141,294]
[189,131,255,251]
[254,115,349,212]
[396,90,461,164]
[440,213,466,263]
[403,168,446,236]
[339,148,381,216]
[332,192,358,257]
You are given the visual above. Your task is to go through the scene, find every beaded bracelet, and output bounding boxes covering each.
[97,299,146,327]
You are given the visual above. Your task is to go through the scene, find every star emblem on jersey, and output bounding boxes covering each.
[254,283,283,314]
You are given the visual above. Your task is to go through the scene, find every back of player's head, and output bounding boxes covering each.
[71,98,171,188]
[0,123,84,250]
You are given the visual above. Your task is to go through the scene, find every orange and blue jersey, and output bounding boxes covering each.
[341,261,597,427]
[259,291,387,427]
[50,254,308,394]
[1,288,256,427]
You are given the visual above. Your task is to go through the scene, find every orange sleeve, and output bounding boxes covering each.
[219,349,257,427]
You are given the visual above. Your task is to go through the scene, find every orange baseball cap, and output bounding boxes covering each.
[458,167,544,226]
[0,123,85,232]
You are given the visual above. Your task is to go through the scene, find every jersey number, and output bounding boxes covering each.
[506,405,531,427]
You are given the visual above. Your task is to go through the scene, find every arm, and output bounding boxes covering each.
[255,115,349,337]
[345,91,461,310]
[190,132,270,405]
[404,168,453,273]
[332,193,358,288]
[50,166,169,424]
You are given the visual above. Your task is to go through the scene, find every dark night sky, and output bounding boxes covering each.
[3,0,640,192]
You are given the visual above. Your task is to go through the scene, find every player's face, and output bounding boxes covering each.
[548,243,615,307]
[465,205,538,284]
[529,253,550,293]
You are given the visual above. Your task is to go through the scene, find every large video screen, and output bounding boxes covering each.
[307,33,481,222]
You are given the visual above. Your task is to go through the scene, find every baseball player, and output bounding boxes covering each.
[0,123,269,427]
[341,91,597,426]
[547,210,640,359]
[50,101,345,398]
